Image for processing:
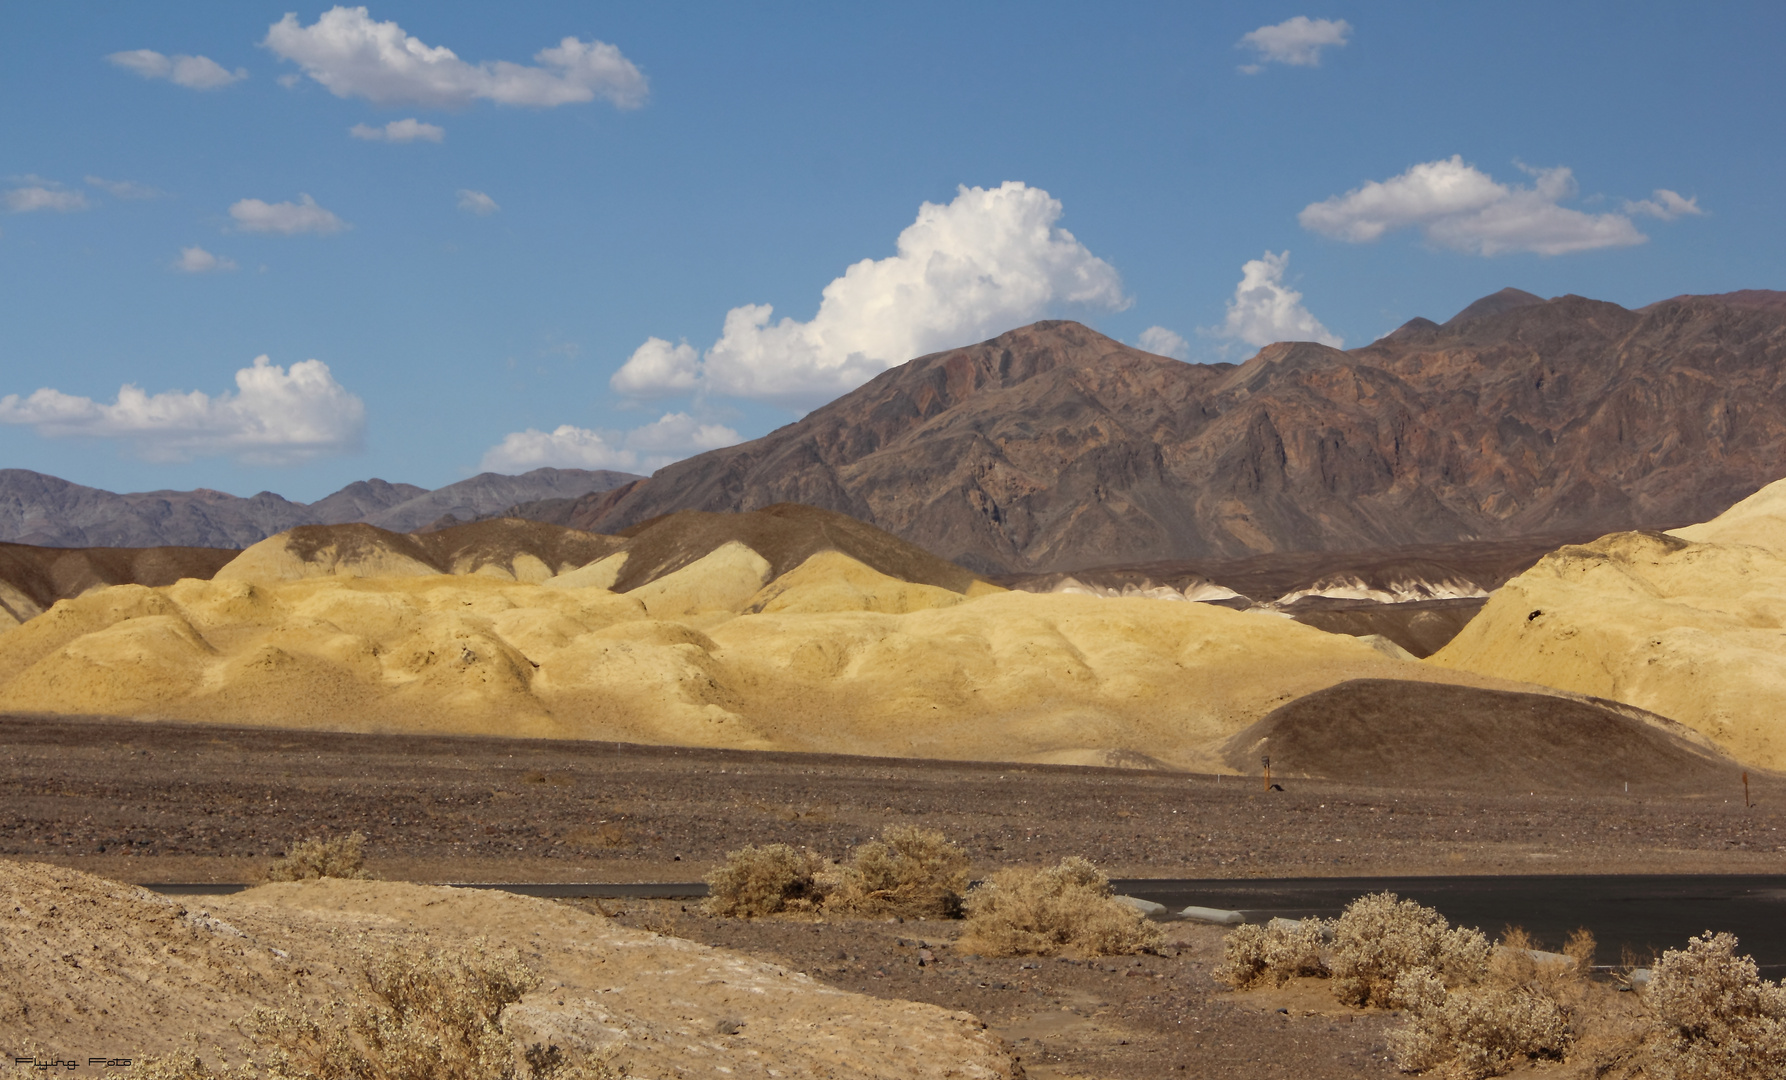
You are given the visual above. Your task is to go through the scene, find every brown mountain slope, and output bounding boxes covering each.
[0,542,238,626]
[567,292,1786,573]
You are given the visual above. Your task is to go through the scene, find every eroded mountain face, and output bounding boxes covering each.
[570,291,1786,573]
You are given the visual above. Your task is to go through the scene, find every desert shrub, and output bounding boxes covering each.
[1329,892,1491,1008]
[956,856,1163,957]
[266,831,372,882]
[1389,967,1573,1080]
[136,941,619,1080]
[1215,918,1332,989]
[824,826,972,919]
[1644,931,1786,1080]
[704,842,830,917]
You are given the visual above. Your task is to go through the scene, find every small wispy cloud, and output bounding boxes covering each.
[173,246,238,273]
[86,176,164,200]
[349,118,445,143]
[106,49,246,89]
[1238,16,1352,73]
[1623,189,1705,221]
[264,7,646,109]
[229,193,349,235]
[457,189,500,215]
[4,179,88,213]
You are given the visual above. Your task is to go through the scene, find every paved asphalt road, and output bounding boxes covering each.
[148,874,1786,974]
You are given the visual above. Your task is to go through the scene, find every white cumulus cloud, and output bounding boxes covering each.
[1216,251,1343,348]
[173,246,238,273]
[1238,16,1352,72]
[0,356,364,464]
[349,117,444,142]
[1137,326,1190,360]
[264,7,647,109]
[229,193,349,235]
[5,183,88,213]
[610,337,698,397]
[106,49,246,89]
[610,181,1129,409]
[1299,156,1649,256]
[456,189,499,215]
[480,412,741,473]
[1623,188,1704,221]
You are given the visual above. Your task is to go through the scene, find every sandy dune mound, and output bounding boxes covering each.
[216,519,625,585]
[0,555,1511,767]
[1431,479,1786,770]
[1223,679,1742,794]
[746,549,971,614]
[0,860,1018,1078]
[605,502,982,594]
[0,541,236,629]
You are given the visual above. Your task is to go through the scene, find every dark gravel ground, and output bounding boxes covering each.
[3,713,1780,884]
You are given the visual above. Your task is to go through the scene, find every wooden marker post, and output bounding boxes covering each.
[1262,755,1271,792]
[1743,772,1751,809]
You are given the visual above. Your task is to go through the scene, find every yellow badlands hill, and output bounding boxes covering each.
[1431,477,1786,770]
[0,533,1484,770]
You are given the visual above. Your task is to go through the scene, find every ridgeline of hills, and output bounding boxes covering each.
[0,467,642,549]
[546,288,1786,573]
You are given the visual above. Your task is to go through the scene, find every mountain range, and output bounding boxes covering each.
[0,467,642,549]
[553,288,1786,572]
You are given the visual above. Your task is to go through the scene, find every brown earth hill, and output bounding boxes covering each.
[558,290,1786,573]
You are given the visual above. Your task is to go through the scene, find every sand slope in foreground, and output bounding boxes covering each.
[0,860,1017,1078]
[1430,478,1786,770]
[0,542,1495,769]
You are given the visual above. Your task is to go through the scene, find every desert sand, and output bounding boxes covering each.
[1431,477,1786,770]
[0,517,1545,770]
[0,859,1019,1078]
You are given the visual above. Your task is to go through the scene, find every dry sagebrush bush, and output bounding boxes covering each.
[1329,892,1491,1008]
[823,826,971,919]
[1644,931,1786,1080]
[1387,927,1585,1080]
[703,842,829,917]
[956,856,1163,957]
[265,831,372,882]
[136,941,618,1080]
[1215,919,1332,989]
[1389,968,1573,1080]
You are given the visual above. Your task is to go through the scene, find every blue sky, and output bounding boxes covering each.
[2,2,1781,502]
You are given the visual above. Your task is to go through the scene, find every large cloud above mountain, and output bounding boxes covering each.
[610,181,1130,409]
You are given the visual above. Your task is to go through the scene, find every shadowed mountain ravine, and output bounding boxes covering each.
[559,289,1786,573]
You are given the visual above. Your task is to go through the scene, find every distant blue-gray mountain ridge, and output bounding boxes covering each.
[0,468,643,549]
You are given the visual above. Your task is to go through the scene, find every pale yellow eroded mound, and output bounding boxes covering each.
[1430,478,1786,770]
[0,545,1478,768]
[0,860,1018,1078]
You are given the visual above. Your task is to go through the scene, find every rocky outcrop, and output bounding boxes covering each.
[566,291,1786,573]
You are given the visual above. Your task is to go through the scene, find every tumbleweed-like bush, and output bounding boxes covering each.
[1215,918,1332,989]
[1644,931,1786,1080]
[265,831,372,882]
[1329,892,1491,1008]
[956,856,1162,957]
[1387,928,1583,1080]
[823,826,972,919]
[703,842,830,917]
[137,942,620,1079]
